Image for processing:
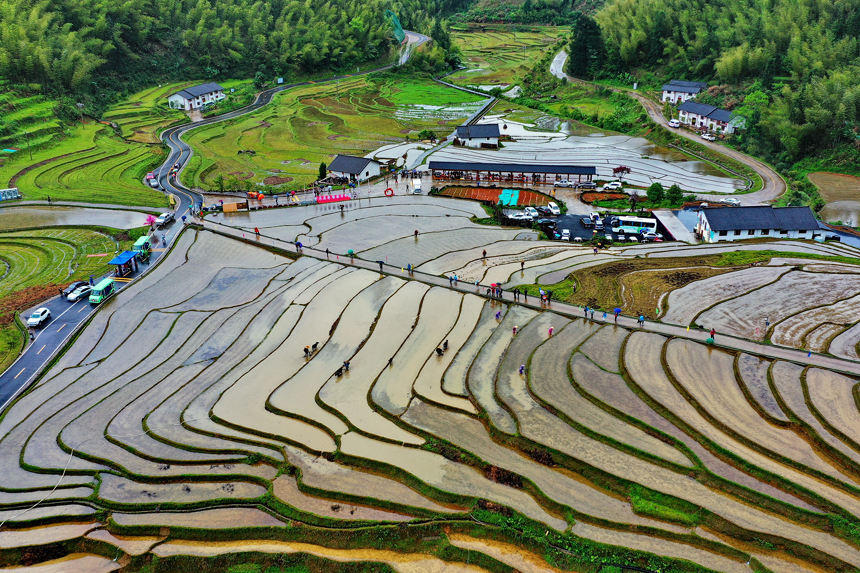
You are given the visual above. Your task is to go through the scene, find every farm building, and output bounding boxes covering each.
[429,161,595,185]
[454,124,501,148]
[168,83,226,111]
[696,206,821,243]
[661,80,708,104]
[328,155,383,181]
[677,101,742,134]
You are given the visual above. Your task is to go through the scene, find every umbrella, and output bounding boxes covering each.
[347,249,355,256]
[614,307,621,314]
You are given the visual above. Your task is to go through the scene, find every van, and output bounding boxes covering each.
[411,178,422,194]
[133,236,151,262]
[668,119,680,128]
[89,278,115,305]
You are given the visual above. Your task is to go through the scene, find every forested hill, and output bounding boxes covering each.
[0,0,468,94]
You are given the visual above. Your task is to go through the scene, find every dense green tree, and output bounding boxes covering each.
[666,184,683,205]
[318,162,327,180]
[646,182,664,203]
[565,13,605,79]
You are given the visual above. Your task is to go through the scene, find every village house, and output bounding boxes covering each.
[168,83,226,111]
[661,80,708,104]
[696,206,821,243]
[677,101,741,134]
[454,123,500,149]
[328,155,382,181]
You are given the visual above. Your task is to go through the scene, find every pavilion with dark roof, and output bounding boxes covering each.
[429,161,596,186]
[696,206,821,243]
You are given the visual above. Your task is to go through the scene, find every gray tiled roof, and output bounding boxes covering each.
[428,161,595,175]
[707,108,733,123]
[702,206,819,231]
[455,124,500,139]
[677,101,718,116]
[328,155,379,174]
[175,82,224,100]
[662,80,708,93]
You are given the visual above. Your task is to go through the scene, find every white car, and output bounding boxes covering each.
[668,119,680,128]
[66,285,92,302]
[27,308,51,327]
[723,198,741,206]
[547,202,561,216]
[573,236,583,243]
[155,212,174,227]
[627,236,639,243]
[524,207,539,219]
[555,180,575,188]
[701,133,716,141]
[640,231,664,242]
[560,229,571,241]
[602,181,623,191]
[507,212,532,221]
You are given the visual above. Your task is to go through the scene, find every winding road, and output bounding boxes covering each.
[156,31,430,219]
[550,51,786,205]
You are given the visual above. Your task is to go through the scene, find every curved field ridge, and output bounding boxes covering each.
[4,227,860,573]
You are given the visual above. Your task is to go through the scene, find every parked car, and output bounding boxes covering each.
[536,218,557,231]
[615,234,625,242]
[66,284,92,302]
[62,280,89,298]
[594,221,604,231]
[27,307,51,328]
[640,231,664,242]
[535,206,553,216]
[588,212,602,221]
[627,236,639,242]
[575,181,597,190]
[560,229,571,241]
[701,133,716,141]
[547,202,561,216]
[524,207,539,219]
[573,236,584,242]
[723,198,741,206]
[155,212,174,227]
[506,212,532,221]
[668,119,680,128]
[555,180,575,188]
[580,217,595,228]
[602,181,623,191]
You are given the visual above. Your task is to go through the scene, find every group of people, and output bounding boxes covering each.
[303,342,319,357]
[334,360,350,377]
[434,340,449,357]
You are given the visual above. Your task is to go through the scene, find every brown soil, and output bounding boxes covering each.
[258,121,273,128]
[269,169,283,173]
[263,175,293,185]
[581,192,628,203]
[808,172,860,202]
[399,129,413,134]
[228,172,255,180]
[437,120,449,125]
[327,135,346,140]
[2,284,66,325]
[9,147,97,187]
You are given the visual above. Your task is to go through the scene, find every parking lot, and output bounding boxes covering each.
[504,209,672,243]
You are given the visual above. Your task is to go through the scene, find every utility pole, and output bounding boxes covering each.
[76,102,84,124]
[337,78,339,99]
[24,131,32,161]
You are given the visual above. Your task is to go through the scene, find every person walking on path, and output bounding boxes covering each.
[572,282,577,293]
[414,230,419,239]
[449,275,454,286]
[584,305,589,318]
[495,310,502,320]
[378,261,385,272]
[512,325,518,336]
[254,227,260,237]
[520,260,525,271]
[519,364,525,375]
[523,290,527,302]
[593,246,598,255]
[548,326,554,337]
[590,308,595,320]
[326,248,330,258]
[296,241,303,252]
[547,291,552,305]
[482,249,487,260]
[710,328,716,339]
[454,274,458,285]
[603,311,607,321]
[638,314,645,327]
[614,308,620,323]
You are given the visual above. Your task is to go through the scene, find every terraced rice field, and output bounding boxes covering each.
[447,25,566,87]
[0,123,167,207]
[0,227,138,373]
[182,77,484,191]
[102,83,191,144]
[4,225,860,572]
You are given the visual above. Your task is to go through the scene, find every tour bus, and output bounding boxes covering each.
[133,236,151,262]
[89,278,115,305]
[611,216,658,235]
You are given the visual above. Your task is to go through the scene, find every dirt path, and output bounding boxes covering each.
[550,51,786,205]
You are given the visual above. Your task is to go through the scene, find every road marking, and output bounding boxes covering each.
[78,305,87,313]
[37,345,46,355]
[56,324,65,333]
[113,277,134,283]
[13,368,25,380]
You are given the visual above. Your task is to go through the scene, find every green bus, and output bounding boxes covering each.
[89,278,115,304]
[133,236,151,262]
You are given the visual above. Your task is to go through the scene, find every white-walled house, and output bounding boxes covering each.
[328,155,382,180]
[697,206,821,243]
[661,80,708,104]
[168,83,226,111]
[454,124,500,149]
[677,101,739,134]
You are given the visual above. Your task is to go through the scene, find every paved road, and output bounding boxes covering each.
[550,51,787,205]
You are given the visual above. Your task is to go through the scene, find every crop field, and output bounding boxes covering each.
[0,89,65,154]
[182,77,485,191]
[0,123,168,207]
[0,227,142,373]
[808,172,860,202]
[438,186,551,206]
[447,25,566,87]
[101,83,191,143]
[3,225,860,572]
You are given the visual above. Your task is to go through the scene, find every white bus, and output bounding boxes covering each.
[611,216,658,235]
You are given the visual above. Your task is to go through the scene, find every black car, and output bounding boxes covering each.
[825,234,842,241]
[580,217,595,228]
[63,280,89,298]
[535,206,553,216]
[535,218,557,229]
[575,181,597,190]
